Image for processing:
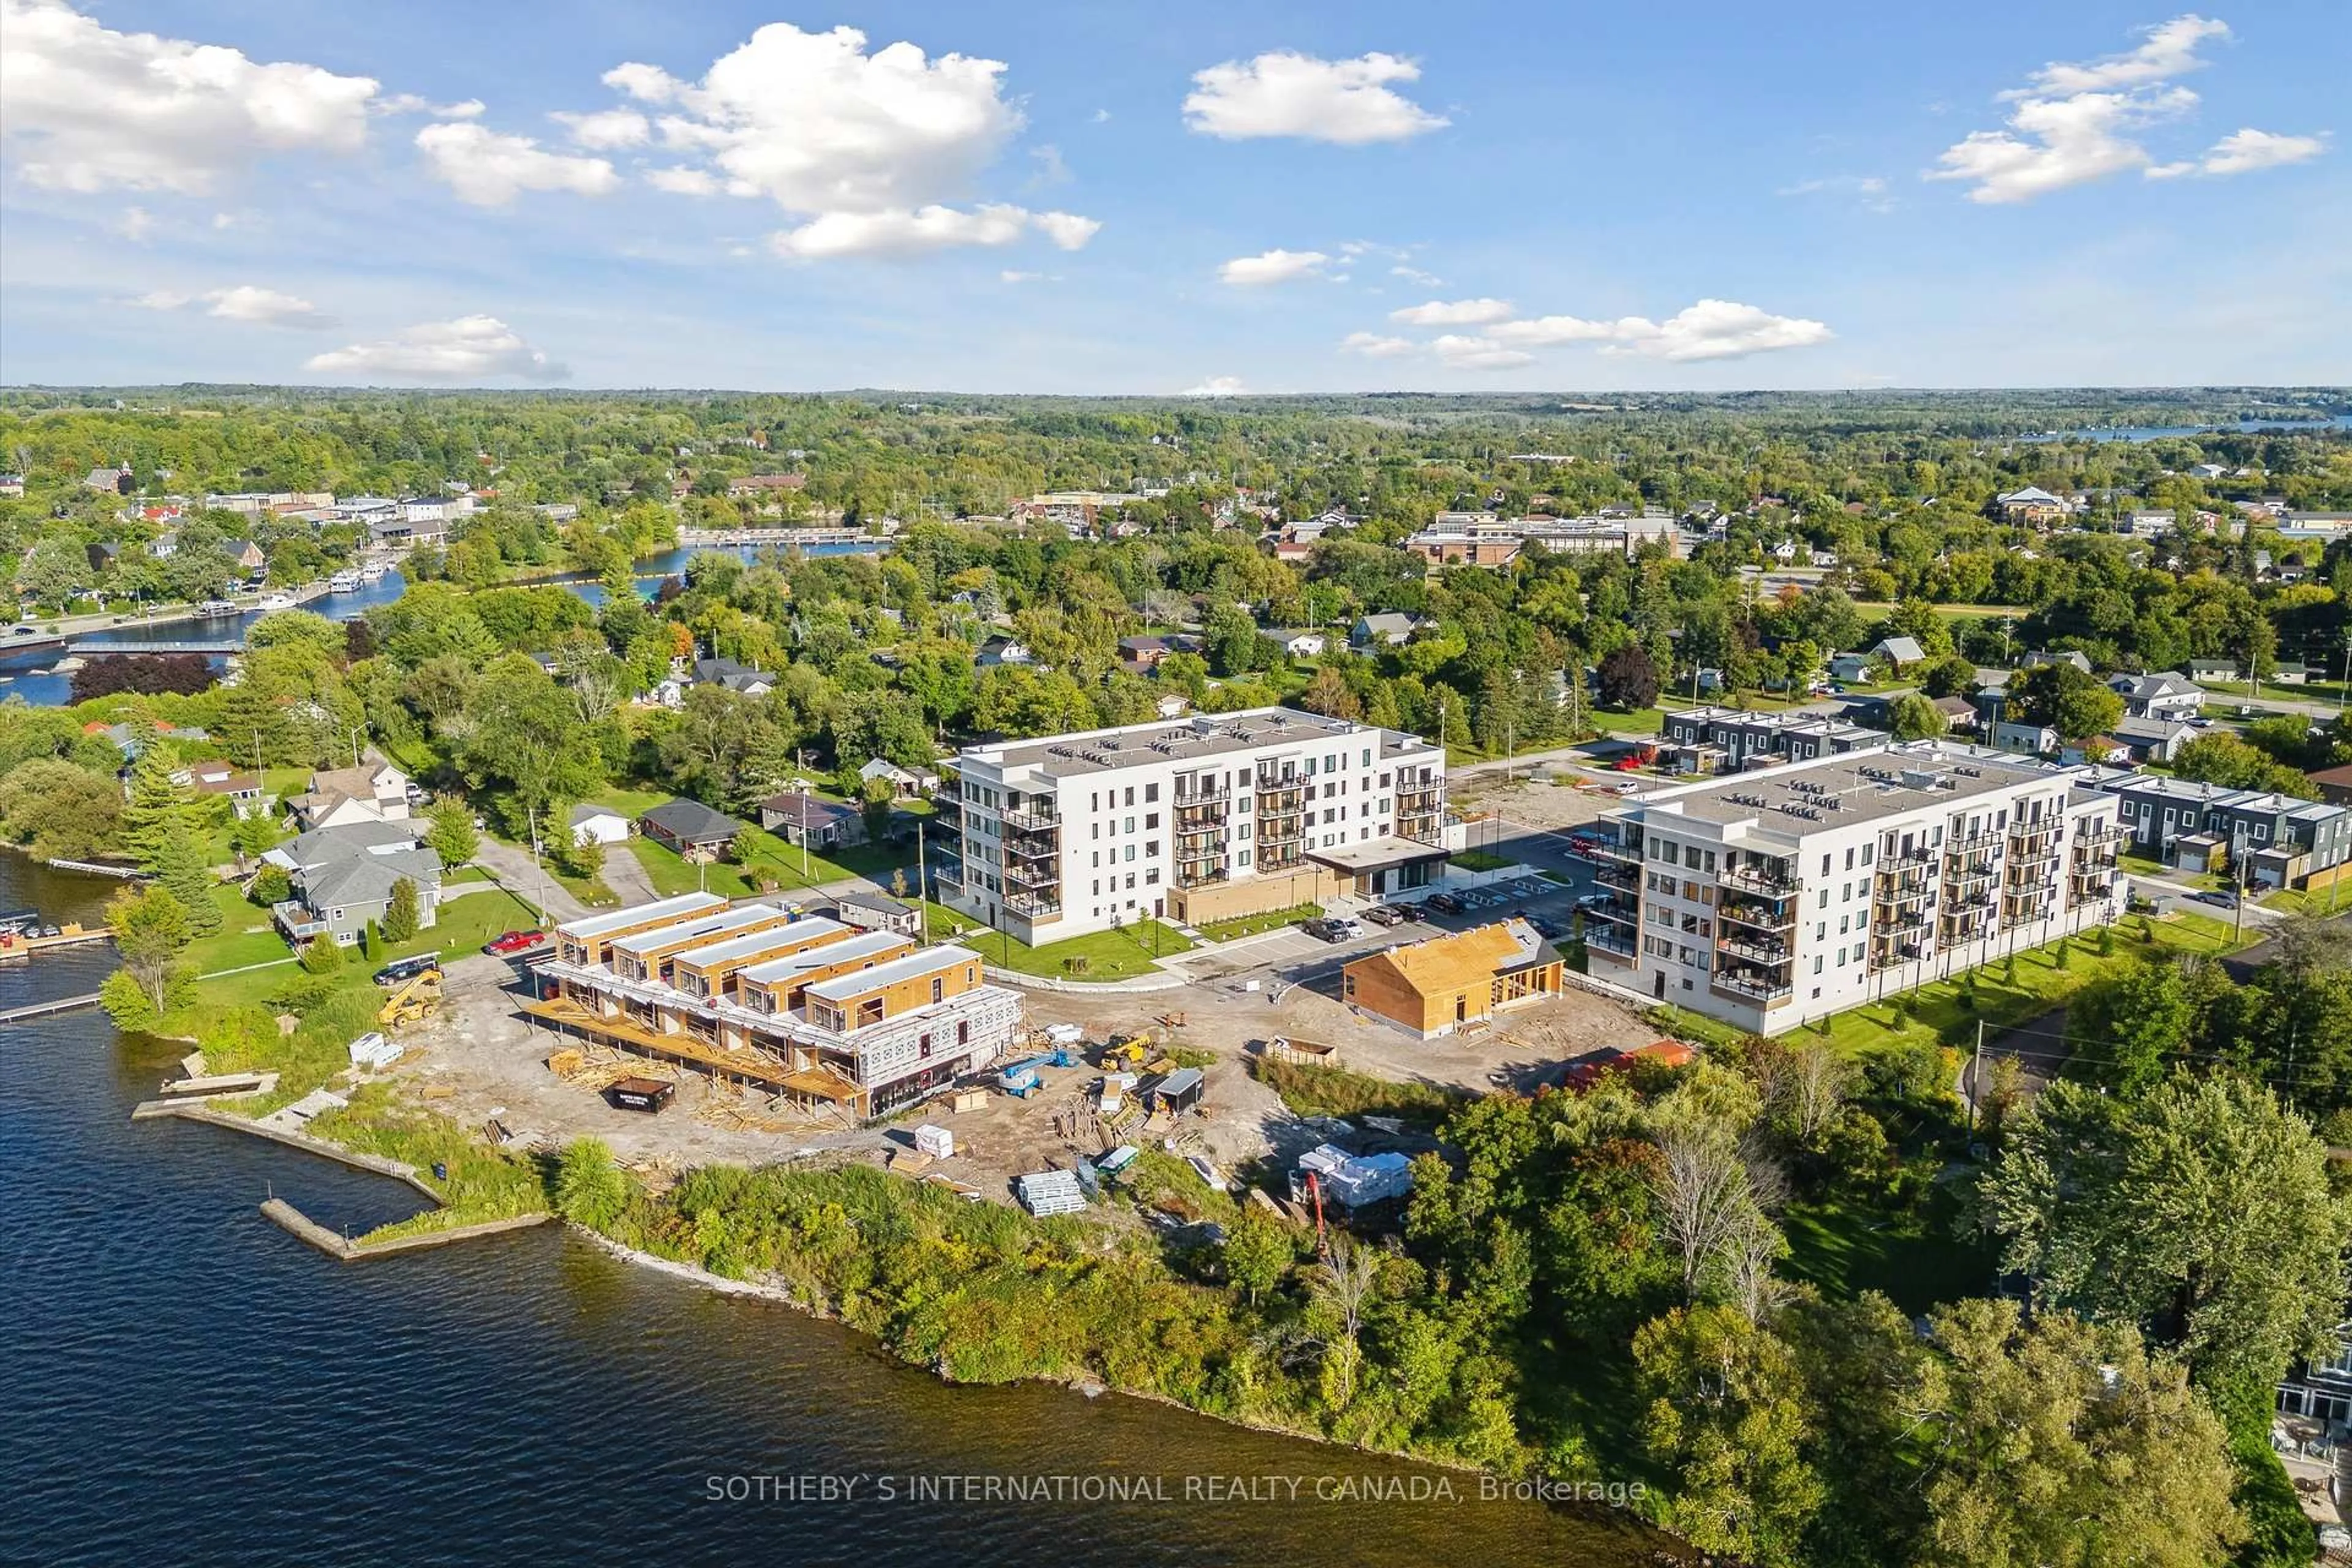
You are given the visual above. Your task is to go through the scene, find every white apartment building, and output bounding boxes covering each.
[1582,741,2125,1034]
[940,709,1450,944]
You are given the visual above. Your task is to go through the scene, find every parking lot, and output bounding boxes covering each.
[1169,873,1580,992]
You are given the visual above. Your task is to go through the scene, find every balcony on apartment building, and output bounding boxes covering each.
[1714,969,1793,1005]
[1716,932,1793,968]
[1586,922,1637,958]
[1878,843,1937,872]
[1869,935,1931,971]
[1592,858,1640,889]
[1581,830,1644,865]
[1174,796,1229,829]
[1580,896,1638,927]
[1717,894,1799,933]
[1002,859,1060,891]
[1719,857,1801,897]
[1001,801,1060,835]
[1945,824,2003,856]
[2074,820,2128,850]
[1006,890,1061,918]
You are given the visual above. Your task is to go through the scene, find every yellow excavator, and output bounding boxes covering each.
[377,968,443,1029]
[1097,1031,1152,1070]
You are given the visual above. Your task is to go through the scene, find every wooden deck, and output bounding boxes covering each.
[522,997,864,1106]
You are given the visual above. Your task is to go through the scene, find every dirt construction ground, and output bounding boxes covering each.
[391,949,1659,1203]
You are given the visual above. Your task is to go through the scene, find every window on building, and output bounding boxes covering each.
[1145,783,1158,802]
[1145,813,1159,829]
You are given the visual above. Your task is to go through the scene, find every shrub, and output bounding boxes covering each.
[300,935,344,974]
[248,864,292,907]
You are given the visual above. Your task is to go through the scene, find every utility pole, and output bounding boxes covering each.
[1969,1019,1985,1135]
[796,747,810,886]
[526,802,548,925]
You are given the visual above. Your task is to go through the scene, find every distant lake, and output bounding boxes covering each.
[2019,415,2352,443]
[0,538,888,706]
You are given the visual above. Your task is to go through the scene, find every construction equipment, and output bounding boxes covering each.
[377,968,442,1029]
[1097,1033,1152,1070]
[997,1046,1079,1098]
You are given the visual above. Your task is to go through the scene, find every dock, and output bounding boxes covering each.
[259,1197,551,1262]
[0,992,104,1025]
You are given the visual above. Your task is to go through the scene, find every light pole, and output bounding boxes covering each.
[345,725,366,769]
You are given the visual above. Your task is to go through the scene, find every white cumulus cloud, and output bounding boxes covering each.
[2150,126,2328,178]
[1599,300,1834,362]
[1340,331,1416,358]
[1183,51,1447,145]
[0,0,379,194]
[378,94,484,119]
[1181,376,1248,397]
[133,284,334,330]
[1487,314,1620,347]
[1390,297,1514,326]
[1219,249,1332,286]
[414,122,619,206]
[1430,335,1534,371]
[549,107,651,149]
[304,315,568,382]
[588,23,1096,259]
[1927,15,2317,202]
[770,203,1093,260]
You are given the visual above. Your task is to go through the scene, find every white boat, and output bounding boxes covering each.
[358,562,387,582]
[194,599,239,617]
[328,570,361,592]
[257,592,296,611]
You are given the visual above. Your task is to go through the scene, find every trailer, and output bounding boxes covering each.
[1262,1036,1339,1068]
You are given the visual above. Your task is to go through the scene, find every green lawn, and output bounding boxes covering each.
[1851,601,2029,622]
[181,884,299,974]
[1803,912,2243,1062]
[1450,850,1513,873]
[1782,1193,1997,1314]
[629,824,917,902]
[1192,902,1322,943]
[976,919,1195,981]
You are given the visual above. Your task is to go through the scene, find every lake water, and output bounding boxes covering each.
[2018,415,2352,443]
[0,540,887,707]
[0,854,1673,1567]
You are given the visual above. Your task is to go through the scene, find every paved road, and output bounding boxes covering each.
[469,837,588,924]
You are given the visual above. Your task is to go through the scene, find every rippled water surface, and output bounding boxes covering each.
[0,858,1671,1566]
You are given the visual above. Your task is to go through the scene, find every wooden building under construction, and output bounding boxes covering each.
[526,895,1022,1120]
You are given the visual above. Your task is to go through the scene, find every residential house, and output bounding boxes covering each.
[2021,650,2094,676]
[833,889,923,938]
[222,540,267,573]
[858,757,939,798]
[1268,629,1329,658]
[1989,720,2060,755]
[757,791,868,849]
[1117,635,1172,669]
[2060,736,2133,766]
[1931,695,1981,736]
[1341,919,1564,1038]
[570,804,632,848]
[725,473,806,499]
[2187,658,2241,684]
[263,821,442,947]
[638,798,747,856]
[85,462,133,494]
[976,635,1033,668]
[2310,764,2352,807]
[2109,715,2196,764]
[1660,707,1879,775]
[2111,672,2207,723]
[1352,612,1419,649]
[1153,692,1191,720]
[187,761,264,818]
[289,760,413,831]
[0,474,24,499]
[1827,653,1875,683]
[1991,486,2071,524]
[1869,636,1927,670]
[690,657,774,696]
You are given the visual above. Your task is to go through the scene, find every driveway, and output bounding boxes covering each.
[469,836,589,924]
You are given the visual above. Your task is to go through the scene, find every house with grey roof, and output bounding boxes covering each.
[639,797,747,856]
[263,821,440,946]
[2109,671,2207,723]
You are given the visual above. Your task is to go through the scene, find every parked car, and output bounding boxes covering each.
[1361,905,1405,927]
[1302,918,1349,943]
[483,929,545,956]
[1425,892,1466,915]
[372,952,440,986]
[2188,889,2238,909]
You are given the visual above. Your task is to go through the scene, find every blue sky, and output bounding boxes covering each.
[1,0,2345,391]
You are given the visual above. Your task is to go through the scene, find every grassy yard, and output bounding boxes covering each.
[978,919,1196,981]
[1781,1191,1997,1314]
[1450,850,1513,873]
[1248,1056,1470,1125]
[1192,903,1322,943]
[628,829,916,901]
[1800,912,2242,1063]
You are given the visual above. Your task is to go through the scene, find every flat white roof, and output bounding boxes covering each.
[556,892,723,942]
[737,929,906,987]
[673,916,848,971]
[804,944,978,1005]
[608,903,790,959]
